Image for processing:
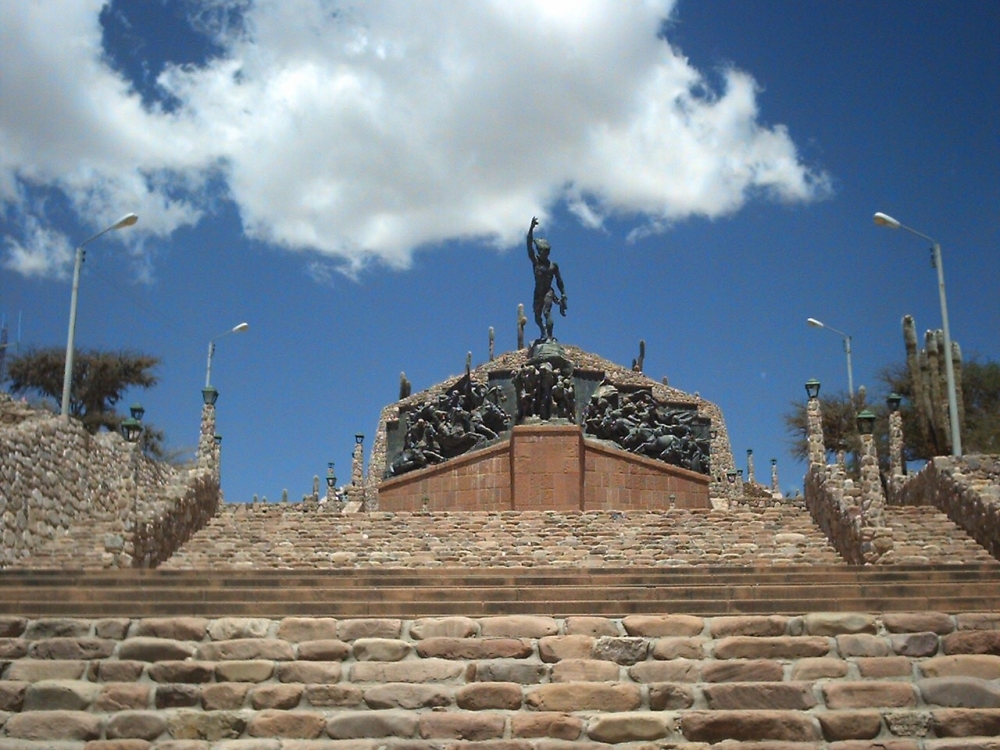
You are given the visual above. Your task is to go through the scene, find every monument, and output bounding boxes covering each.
[375,218,728,511]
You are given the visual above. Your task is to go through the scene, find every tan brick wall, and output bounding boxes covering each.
[583,441,710,510]
[378,442,511,512]
[377,425,709,512]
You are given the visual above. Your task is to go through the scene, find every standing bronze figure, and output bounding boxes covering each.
[527,217,567,340]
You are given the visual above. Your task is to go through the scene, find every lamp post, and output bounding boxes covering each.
[874,211,961,456]
[205,322,249,388]
[60,213,139,417]
[806,318,854,397]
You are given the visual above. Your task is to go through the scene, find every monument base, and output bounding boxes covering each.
[378,424,710,512]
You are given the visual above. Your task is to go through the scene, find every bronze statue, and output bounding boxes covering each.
[527,217,567,340]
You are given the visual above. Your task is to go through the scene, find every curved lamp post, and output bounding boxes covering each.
[807,318,854,397]
[60,213,139,417]
[205,322,249,389]
[874,211,961,456]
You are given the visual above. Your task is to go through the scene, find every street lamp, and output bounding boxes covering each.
[874,211,961,456]
[807,317,854,397]
[60,213,139,417]
[205,322,249,388]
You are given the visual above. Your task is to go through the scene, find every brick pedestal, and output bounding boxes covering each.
[511,423,584,510]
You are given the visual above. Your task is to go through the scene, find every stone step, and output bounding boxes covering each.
[2,563,996,617]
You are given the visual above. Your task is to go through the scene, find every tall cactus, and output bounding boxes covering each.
[902,315,963,455]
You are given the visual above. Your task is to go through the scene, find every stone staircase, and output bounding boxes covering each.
[159,505,849,571]
[1,608,999,747]
[884,505,998,565]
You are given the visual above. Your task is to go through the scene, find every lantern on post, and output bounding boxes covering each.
[856,409,877,436]
[805,379,821,400]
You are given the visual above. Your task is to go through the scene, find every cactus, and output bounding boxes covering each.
[488,327,495,361]
[902,315,964,455]
[399,371,411,400]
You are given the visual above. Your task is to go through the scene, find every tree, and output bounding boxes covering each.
[8,348,160,436]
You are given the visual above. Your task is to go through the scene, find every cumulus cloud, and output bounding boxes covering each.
[0,0,830,279]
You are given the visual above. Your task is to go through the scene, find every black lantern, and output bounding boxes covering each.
[121,416,142,443]
[747,449,753,457]
[354,433,364,445]
[887,392,902,413]
[710,429,718,440]
[130,402,145,421]
[726,470,737,484]
[856,409,877,435]
[202,386,219,405]
[326,462,336,489]
[737,469,744,479]
[804,379,821,400]
[771,458,777,467]
[214,434,222,445]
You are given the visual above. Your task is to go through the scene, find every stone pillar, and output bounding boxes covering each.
[806,396,825,468]
[889,410,905,481]
[746,449,755,484]
[197,402,217,474]
[858,432,886,527]
[349,436,365,505]
[770,458,779,493]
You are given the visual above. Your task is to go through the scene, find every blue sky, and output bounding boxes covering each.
[2,0,998,502]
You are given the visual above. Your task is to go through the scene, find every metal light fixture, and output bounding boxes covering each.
[805,379,821,400]
[129,403,145,422]
[807,317,854,396]
[202,386,219,405]
[326,462,337,489]
[61,213,139,417]
[856,409,877,436]
[205,322,250,389]
[214,434,222,445]
[355,433,365,445]
[887,393,903,413]
[874,211,961,456]
[726,470,737,484]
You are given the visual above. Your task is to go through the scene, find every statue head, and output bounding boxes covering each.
[534,238,551,256]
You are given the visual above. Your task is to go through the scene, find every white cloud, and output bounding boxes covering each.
[0,0,830,279]
[2,217,73,278]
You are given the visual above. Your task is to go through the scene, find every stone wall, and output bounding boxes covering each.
[894,455,1000,561]
[1,612,999,745]
[0,395,218,569]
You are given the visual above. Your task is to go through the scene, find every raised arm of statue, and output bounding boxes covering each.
[527,216,539,264]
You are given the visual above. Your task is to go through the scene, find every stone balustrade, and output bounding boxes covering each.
[0,395,218,569]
